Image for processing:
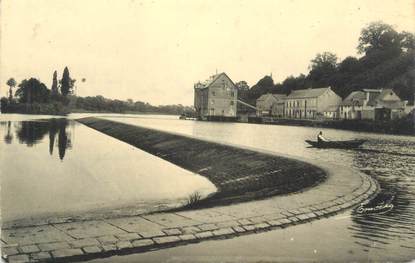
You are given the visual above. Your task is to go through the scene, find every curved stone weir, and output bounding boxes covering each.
[1,118,380,263]
[77,117,327,208]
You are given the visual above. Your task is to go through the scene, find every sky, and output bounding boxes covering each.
[1,0,414,106]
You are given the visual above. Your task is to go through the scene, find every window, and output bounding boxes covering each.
[230,101,234,105]
[231,91,234,97]
[212,91,216,96]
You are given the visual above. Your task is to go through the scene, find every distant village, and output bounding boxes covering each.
[194,72,414,123]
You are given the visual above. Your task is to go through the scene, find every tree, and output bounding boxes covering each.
[235,81,250,104]
[51,71,59,96]
[357,22,403,57]
[60,67,74,96]
[330,57,362,98]
[280,74,309,94]
[235,81,249,91]
[337,57,361,73]
[309,52,338,71]
[400,31,415,52]
[307,52,338,88]
[15,78,50,103]
[0,97,8,113]
[6,78,16,102]
[249,75,275,102]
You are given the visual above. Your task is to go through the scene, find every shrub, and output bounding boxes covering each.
[183,191,202,208]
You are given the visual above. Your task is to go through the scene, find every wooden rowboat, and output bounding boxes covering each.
[305,139,366,149]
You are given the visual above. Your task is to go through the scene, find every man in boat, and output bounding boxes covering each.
[317,131,329,143]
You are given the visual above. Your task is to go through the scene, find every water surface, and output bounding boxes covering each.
[98,114,415,262]
[0,115,216,223]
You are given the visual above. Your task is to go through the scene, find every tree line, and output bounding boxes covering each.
[4,67,75,105]
[74,96,194,115]
[1,67,194,115]
[237,21,415,106]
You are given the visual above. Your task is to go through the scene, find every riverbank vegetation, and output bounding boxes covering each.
[1,67,75,115]
[72,96,194,115]
[238,22,415,106]
[1,67,195,116]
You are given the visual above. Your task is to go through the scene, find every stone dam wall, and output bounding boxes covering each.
[77,117,326,207]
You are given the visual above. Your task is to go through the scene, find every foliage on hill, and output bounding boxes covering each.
[237,22,415,105]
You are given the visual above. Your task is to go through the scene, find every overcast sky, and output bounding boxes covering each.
[1,0,414,105]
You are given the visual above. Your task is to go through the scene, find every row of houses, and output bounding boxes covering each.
[257,87,412,121]
[194,72,413,121]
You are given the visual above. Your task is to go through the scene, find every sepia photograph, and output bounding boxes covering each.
[0,0,414,262]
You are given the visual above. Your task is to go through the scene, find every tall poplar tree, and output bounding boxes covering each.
[60,67,73,96]
[51,71,59,96]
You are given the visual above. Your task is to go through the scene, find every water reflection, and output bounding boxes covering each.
[349,139,415,254]
[4,121,13,144]
[0,116,216,222]
[4,119,72,160]
[16,121,50,146]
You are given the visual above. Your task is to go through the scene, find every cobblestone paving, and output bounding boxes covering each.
[1,160,378,263]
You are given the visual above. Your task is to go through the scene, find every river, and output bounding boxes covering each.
[0,114,216,223]
[1,113,414,262]
[95,114,415,262]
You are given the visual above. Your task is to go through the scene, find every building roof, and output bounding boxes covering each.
[195,72,236,89]
[341,91,366,106]
[273,94,287,99]
[341,88,404,108]
[257,93,286,102]
[287,87,331,99]
[376,89,400,101]
[366,89,401,106]
[362,89,382,93]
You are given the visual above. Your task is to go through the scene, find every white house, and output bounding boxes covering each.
[340,89,408,120]
[284,87,342,119]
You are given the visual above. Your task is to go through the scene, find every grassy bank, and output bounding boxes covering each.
[78,117,326,208]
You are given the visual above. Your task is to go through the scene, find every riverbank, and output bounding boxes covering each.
[77,117,326,207]
[244,116,415,135]
[0,105,184,117]
[0,102,70,116]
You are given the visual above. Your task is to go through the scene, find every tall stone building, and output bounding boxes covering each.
[194,72,238,120]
